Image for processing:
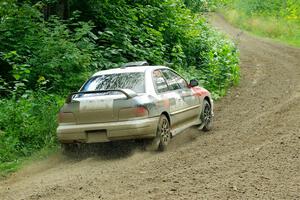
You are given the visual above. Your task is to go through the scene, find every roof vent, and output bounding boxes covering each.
[121,61,149,68]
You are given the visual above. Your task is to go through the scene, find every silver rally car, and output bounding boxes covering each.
[57,61,213,151]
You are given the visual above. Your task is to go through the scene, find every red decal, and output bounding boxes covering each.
[163,99,170,108]
[191,87,208,96]
[155,99,170,108]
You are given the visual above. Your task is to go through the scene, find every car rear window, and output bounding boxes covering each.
[81,72,145,93]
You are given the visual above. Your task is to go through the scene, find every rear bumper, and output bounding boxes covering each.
[57,117,159,143]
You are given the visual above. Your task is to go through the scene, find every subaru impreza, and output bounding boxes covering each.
[57,61,213,151]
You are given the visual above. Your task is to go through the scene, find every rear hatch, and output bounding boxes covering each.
[72,94,125,124]
[59,90,148,124]
[59,71,146,124]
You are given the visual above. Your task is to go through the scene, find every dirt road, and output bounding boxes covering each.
[0,15,299,200]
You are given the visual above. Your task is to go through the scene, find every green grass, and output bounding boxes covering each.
[221,9,300,47]
[0,93,64,179]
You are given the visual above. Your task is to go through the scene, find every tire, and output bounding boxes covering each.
[200,99,213,131]
[146,115,171,151]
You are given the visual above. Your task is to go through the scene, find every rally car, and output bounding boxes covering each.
[57,61,213,151]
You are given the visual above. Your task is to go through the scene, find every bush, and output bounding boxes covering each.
[0,93,63,166]
[0,1,99,93]
[0,0,239,97]
[183,0,220,12]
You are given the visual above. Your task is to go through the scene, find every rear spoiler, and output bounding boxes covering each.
[65,89,137,103]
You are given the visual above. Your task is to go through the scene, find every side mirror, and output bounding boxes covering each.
[189,79,198,87]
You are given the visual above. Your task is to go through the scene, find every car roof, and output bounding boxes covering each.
[92,65,169,76]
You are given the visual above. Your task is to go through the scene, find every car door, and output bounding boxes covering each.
[152,69,184,127]
[161,69,200,125]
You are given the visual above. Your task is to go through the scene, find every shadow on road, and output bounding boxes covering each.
[61,126,208,160]
[61,140,144,160]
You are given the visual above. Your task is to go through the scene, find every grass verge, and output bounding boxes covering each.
[220,9,300,47]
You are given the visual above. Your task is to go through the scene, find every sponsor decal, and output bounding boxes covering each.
[191,87,209,96]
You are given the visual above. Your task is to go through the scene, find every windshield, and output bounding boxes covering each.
[81,72,145,93]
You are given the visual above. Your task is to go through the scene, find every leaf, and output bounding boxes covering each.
[13,74,20,80]
[88,32,98,40]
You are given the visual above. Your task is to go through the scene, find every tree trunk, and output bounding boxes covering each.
[57,0,70,20]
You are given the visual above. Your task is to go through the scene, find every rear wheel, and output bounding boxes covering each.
[146,115,171,151]
[200,99,213,131]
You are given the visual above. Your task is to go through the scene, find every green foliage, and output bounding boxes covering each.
[228,0,300,19]
[0,1,98,93]
[1,0,239,96]
[220,0,300,47]
[183,0,222,12]
[0,93,63,169]
[1,51,32,97]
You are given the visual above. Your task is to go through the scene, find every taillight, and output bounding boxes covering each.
[135,106,149,117]
[118,106,149,120]
[58,112,75,123]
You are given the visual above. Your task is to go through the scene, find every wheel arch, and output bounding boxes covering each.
[161,111,171,125]
[204,96,211,106]
[203,96,214,116]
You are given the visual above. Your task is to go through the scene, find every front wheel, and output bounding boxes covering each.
[200,99,213,131]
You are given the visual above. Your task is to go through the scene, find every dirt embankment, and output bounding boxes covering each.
[0,14,299,200]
